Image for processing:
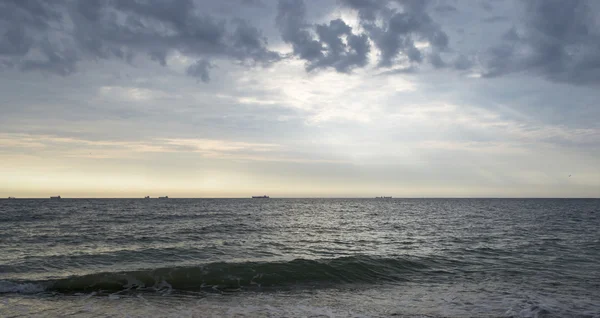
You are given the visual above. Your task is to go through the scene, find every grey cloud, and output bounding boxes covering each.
[343,0,450,68]
[276,0,370,72]
[428,29,449,49]
[434,4,458,14]
[377,65,418,76]
[341,0,390,21]
[240,0,262,5]
[0,25,32,56]
[502,27,520,42]
[186,59,215,83]
[453,54,473,70]
[0,0,280,81]
[0,0,64,29]
[230,19,280,64]
[429,51,446,69]
[312,19,370,72]
[405,39,423,63]
[19,39,78,76]
[78,0,281,65]
[0,0,71,74]
[481,1,493,11]
[6,0,595,87]
[276,0,324,61]
[482,16,509,23]
[483,0,600,85]
[483,43,517,78]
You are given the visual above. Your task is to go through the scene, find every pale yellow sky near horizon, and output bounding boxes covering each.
[2,131,598,199]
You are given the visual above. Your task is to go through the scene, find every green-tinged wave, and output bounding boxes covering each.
[1,255,450,294]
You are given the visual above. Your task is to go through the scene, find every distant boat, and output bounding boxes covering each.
[8,196,16,199]
[376,196,392,199]
[252,195,269,199]
[50,196,61,200]
[144,196,150,199]
[158,196,169,199]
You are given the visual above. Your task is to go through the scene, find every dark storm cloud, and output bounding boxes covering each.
[276,0,370,72]
[483,0,600,85]
[0,0,279,81]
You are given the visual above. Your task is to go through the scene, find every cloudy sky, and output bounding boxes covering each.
[1,0,599,198]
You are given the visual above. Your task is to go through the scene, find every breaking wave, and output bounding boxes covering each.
[1,255,445,294]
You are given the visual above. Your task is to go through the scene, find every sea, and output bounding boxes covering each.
[1,198,599,317]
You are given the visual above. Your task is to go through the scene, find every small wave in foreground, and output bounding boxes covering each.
[1,255,446,294]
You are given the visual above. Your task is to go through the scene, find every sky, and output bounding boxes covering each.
[1,0,599,198]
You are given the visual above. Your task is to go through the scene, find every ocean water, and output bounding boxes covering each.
[1,198,599,317]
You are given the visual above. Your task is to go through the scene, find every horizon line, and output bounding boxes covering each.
[2,197,599,199]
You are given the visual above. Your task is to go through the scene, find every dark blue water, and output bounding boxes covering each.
[1,199,599,317]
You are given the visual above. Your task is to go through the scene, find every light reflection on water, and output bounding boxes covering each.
[1,198,599,317]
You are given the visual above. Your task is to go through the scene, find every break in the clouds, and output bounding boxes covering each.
[1,0,599,197]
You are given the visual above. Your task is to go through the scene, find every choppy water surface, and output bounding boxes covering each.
[1,198,599,317]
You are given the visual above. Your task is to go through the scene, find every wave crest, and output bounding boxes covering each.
[2,255,439,294]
